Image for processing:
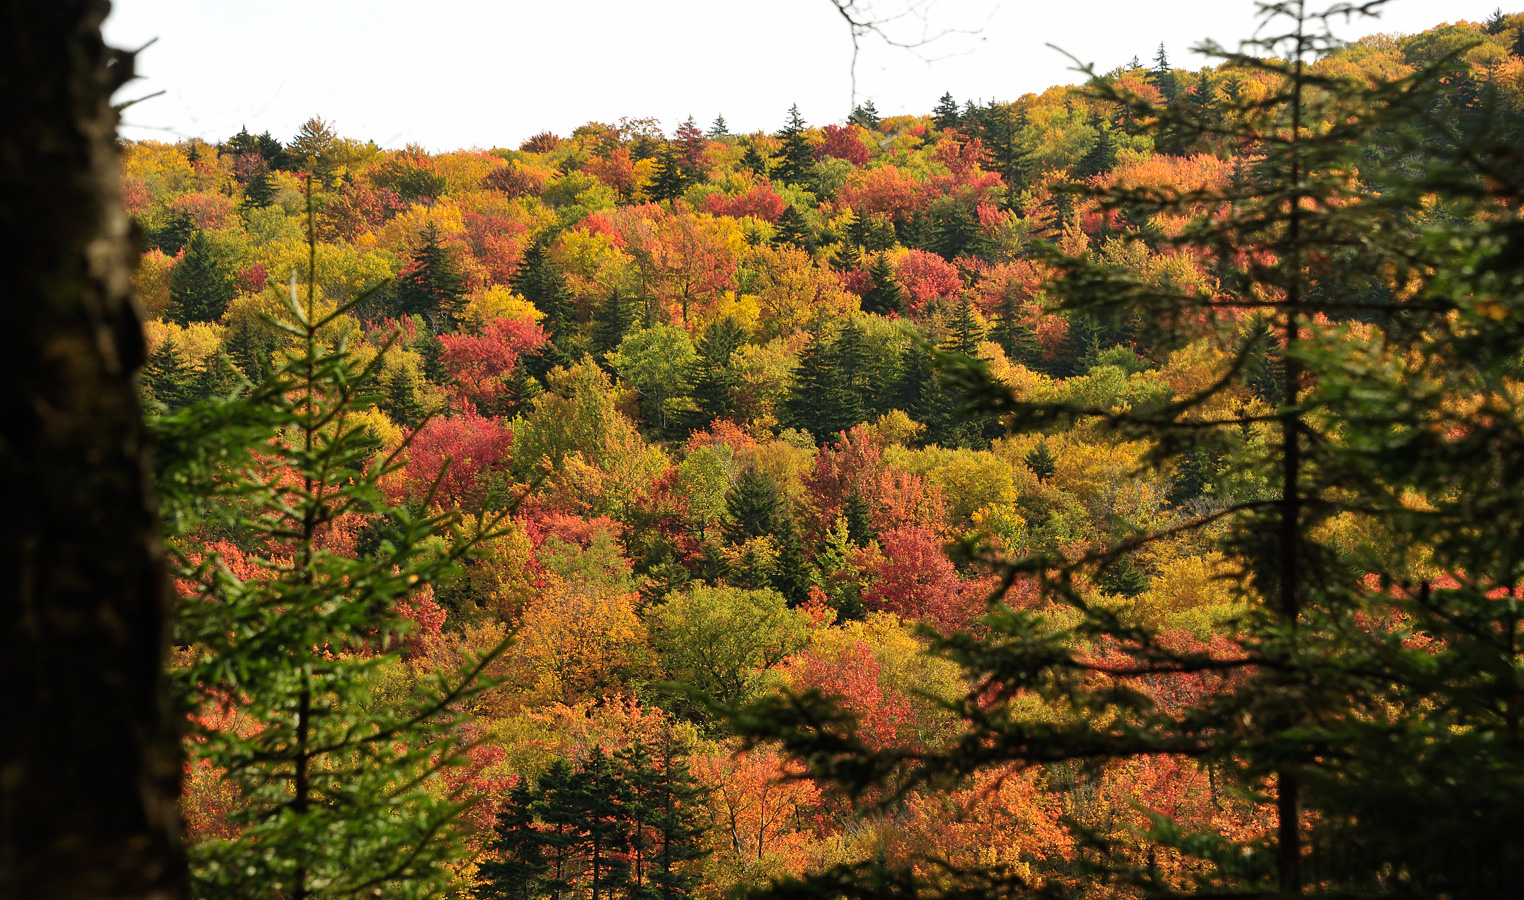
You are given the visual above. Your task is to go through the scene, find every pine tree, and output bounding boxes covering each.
[741,140,771,178]
[169,230,236,324]
[932,92,961,131]
[140,339,196,409]
[624,735,711,900]
[577,748,632,900]
[724,466,781,545]
[591,287,637,364]
[849,100,881,129]
[707,114,729,138]
[1150,42,1179,103]
[786,321,833,439]
[149,211,195,255]
[929,201,992,261]
[191,351,245,402]
[769,512,817,606]
[861,253,905,316]
[824,318,870,434]
[241,165,275,211]
[513,238,576,374]
[772,204,812,250]
[383,364,428,429]
[688,318,745,430]
[775,105,815,187]
[843,491,876,546]
[1074,118,1118,178]
[990,286,1037,364]
[394,222,466,331]
[156,182,501,898]
[649,144,688,202]
[1022,440,1057,481]
[1485,7,1507,34]
[480,780,551,900]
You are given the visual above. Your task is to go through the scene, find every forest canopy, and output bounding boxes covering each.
[116,6,1524,898]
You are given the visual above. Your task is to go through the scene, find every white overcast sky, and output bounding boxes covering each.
[104,0,1503,150]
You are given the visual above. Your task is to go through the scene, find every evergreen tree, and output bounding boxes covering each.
[649,144,688,202]
[724,466,781,545]
[148,211,196,255]
[932,91,961,131]
[514,238,577,374]
[155,190,500,898]
[824,318,870,434]
[591,287,637,364]
[741,140,771,178]
[928,201,992,261]
[769,512,817,606]
[707,114,729,138]
[990,286,1037,364]
[576,748,632,900]
[1022,440,1057,482]
[241,165,275,211]
[394,222,466,331]
[843,491,876,546]
[772,204,812,250]
[688,318,745,429]
[1485,7,1508,34]
[848,100,881,129]
[169,230,237,324]
[140,339,196,409]
[1074,118,1118,178]
[774,105,815,187]
[480,780,550,900]
[638,736,710,900]
[861,253,905,316]
[979,102,1034,198]
[383,364,428,429]
[1150,42,1179,102]
[192,351,245,403]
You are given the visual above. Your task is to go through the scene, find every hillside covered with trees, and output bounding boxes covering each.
[127,6,1524,898]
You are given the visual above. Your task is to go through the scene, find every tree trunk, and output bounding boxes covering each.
[0,2,184,898]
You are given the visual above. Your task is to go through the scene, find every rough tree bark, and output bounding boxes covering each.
[0,2,184,898]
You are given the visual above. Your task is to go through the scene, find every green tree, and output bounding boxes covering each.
[649,144,688,202]
[860,253,905,316]
[394,222,466,330]
[169,230,237,324]
[648,585,809,711]
[1073,117,1117,178]
[931,91,961,131]
[708,114,730,138]
[687,318,745,430]
[140,339,196,410]
[157,184,503,899]
[775,105,815,187]
[849,100,881,129]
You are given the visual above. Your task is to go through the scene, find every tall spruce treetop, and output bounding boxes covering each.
[394,222,466,331]
[169,230,237,324]
[1150,42,1180,102]
[932,91,961,131]
[708,113,729,138]
[775,105,815,187]
[849,100,881,129]
[732,2,1524,896]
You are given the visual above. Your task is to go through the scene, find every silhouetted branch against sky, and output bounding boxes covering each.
[830,0,994,110]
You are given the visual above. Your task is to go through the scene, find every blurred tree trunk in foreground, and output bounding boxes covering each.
[0,2,184,898]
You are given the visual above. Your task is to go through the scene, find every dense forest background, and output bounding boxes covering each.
[110,7,1524,898]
